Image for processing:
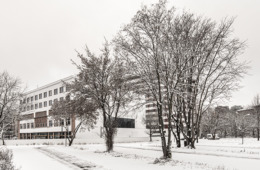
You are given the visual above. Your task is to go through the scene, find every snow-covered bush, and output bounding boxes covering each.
[0,148,17,170]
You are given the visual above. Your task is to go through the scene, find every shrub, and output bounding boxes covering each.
[0,148,17,170]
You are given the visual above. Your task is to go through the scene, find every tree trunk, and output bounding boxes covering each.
[257,127,259,141]
[190,139,195,149]
[177,129,181,147]
[106,130,114,152]
[105,126,116,152]
[2,133,5,145]
[69,137,75,146]
[149,128,152,142]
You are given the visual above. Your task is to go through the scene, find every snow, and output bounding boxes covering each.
[6,138,260,170]
[6,145,73,170]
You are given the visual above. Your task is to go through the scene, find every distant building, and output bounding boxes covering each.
[144,93,169,131]
[18,76,74,139]
[17,76,144,140]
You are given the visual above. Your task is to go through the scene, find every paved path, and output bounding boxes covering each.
[9,146,75,170]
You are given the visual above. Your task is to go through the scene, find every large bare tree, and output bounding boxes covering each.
[71,42,134,152]
[171,13,247,148]
[114,0,188,158]
[115,0,247,154]
[0,72,23,145]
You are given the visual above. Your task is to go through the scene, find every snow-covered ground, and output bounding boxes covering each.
[7,138,260,170]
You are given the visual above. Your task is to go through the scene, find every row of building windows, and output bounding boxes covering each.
[20,132,72,139]
[20,119,70,129]
[20,123,34,129]
[146,103,156,108]
[21,97,64,112]
[21,87,65,104]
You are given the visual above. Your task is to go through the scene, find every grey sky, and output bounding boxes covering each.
[0,0,259,107]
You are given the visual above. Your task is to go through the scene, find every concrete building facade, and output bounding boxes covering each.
[18,76,74,139]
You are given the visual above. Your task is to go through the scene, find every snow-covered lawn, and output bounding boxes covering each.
[6,145,73,170]
[7,138,260,170]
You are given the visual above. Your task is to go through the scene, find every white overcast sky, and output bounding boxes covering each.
[0,0,259,107]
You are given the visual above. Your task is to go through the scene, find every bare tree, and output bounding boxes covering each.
[252,94,260,141]
[170,14,247,149]
[51,95,98,146]
[201,106,229,139]
[71,42,134,152]
[0,72,23,145]
[236,113,253,144]
[230,105,243,137]
[114,0,190,158]
[114,0,247,152]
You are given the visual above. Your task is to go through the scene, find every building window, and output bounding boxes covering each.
[114,118,135,128]
[54,99,58,103]
[60,97,64,101]
[49,90,52,96]
[44,101,47,107]
[39,93,42,99]
[27,123,30,129]
[66,85,70,92]
[61,119,64,126]
[27,98,30,103]
[39,102,42,108]
[31,96,33,102]
[66,118,70,126]
[23,124,26,129]
[54,89,58,95]
[35,117,47,128]
[59,87,64,93]
[31,105,34,110]
[44,92,47,98]
[23,107,26,112]
[35,95,38,100]
[35,104,38,109]
[49,120,53,127]
[20,124,23,129]
[49,100,52,106]
[31,123,34,128]
[27,106,30,111]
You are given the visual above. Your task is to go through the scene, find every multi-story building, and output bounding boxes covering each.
[18,76,74,139]
[145,94,168,129]
[17,75,144,140]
